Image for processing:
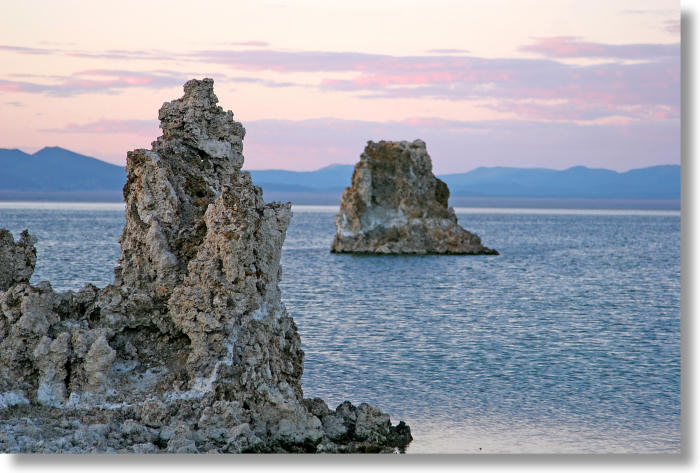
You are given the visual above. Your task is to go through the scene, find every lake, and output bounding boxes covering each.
[0,202,681,453]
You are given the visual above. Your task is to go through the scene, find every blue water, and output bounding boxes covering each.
[0,203,681,453]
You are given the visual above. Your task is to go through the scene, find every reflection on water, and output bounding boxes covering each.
[0,203,681,453]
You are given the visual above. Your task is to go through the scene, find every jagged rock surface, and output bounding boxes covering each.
[331,140,498,255]
[0,79,411,453]
[0,229,37,291]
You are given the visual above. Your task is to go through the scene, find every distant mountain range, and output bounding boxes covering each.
[438,165,681,200]
[0,147,125,201]
[250,164,681,200]
[0,147,680,206]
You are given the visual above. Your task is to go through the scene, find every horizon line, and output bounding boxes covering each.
[1,145,680,175]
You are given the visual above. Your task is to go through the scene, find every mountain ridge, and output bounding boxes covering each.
[0,146,680,202]
[0,146,125,192]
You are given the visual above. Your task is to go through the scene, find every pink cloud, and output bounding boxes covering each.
[320,54,679,123]
[0,70,190,96]
[0,40,679,124]
[664,19,681,34]
[1,45,176,62]
[74,70,158,86]
[652,109,668,120]
[521,37,605,57]
[622,7,679,35]
[0,82,25,92]
[426,48,470,54]
[351,70,462,87]
[241,117,679,172]
[0,44,54,55]
[520,37,679,59]
[64,49,169,61]
[484,100,678,122]
[228,41,269,47]
[190,49,515,76]
[40,119,159,134]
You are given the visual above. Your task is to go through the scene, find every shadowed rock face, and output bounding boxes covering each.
[331,140,498,255]
[0,79,411,453]
[0,230,37,292]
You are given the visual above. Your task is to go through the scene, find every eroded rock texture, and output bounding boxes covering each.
[0,79,411,453]
[331,140,498,254]
[0,229,37,292]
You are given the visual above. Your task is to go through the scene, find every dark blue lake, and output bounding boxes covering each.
[0,203,681,453]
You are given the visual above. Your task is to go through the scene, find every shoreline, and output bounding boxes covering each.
[0,201,681,216]
[0,192,680,211]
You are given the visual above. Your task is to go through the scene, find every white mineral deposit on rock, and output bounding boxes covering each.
[331,139,498,255]
[0,79,411,453]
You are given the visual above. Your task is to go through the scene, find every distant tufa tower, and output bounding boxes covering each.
[331,139,498,254]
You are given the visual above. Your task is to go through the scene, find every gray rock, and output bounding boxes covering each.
[166,424,197,453]
[0,78,411,454]
[140,399,169,427]
[0,229,37,292]
[331,139,498,254]
[131,442,157,454]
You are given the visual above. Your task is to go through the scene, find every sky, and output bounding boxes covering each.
[0,0,680,173]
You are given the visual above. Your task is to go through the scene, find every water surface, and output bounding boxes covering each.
[0,203,681,453]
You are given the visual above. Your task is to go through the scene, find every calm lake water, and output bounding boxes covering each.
[0,203,681,453]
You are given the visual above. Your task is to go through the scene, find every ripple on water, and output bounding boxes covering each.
[0,205,680,453]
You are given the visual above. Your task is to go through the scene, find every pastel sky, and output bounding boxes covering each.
[0,0,680,173]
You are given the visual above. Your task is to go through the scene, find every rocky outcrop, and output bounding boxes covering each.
[0,79,411,453]
[0,229,37,291]
[331,140,498,255]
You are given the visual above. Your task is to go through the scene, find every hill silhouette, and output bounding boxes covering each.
[0,147,680,205]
